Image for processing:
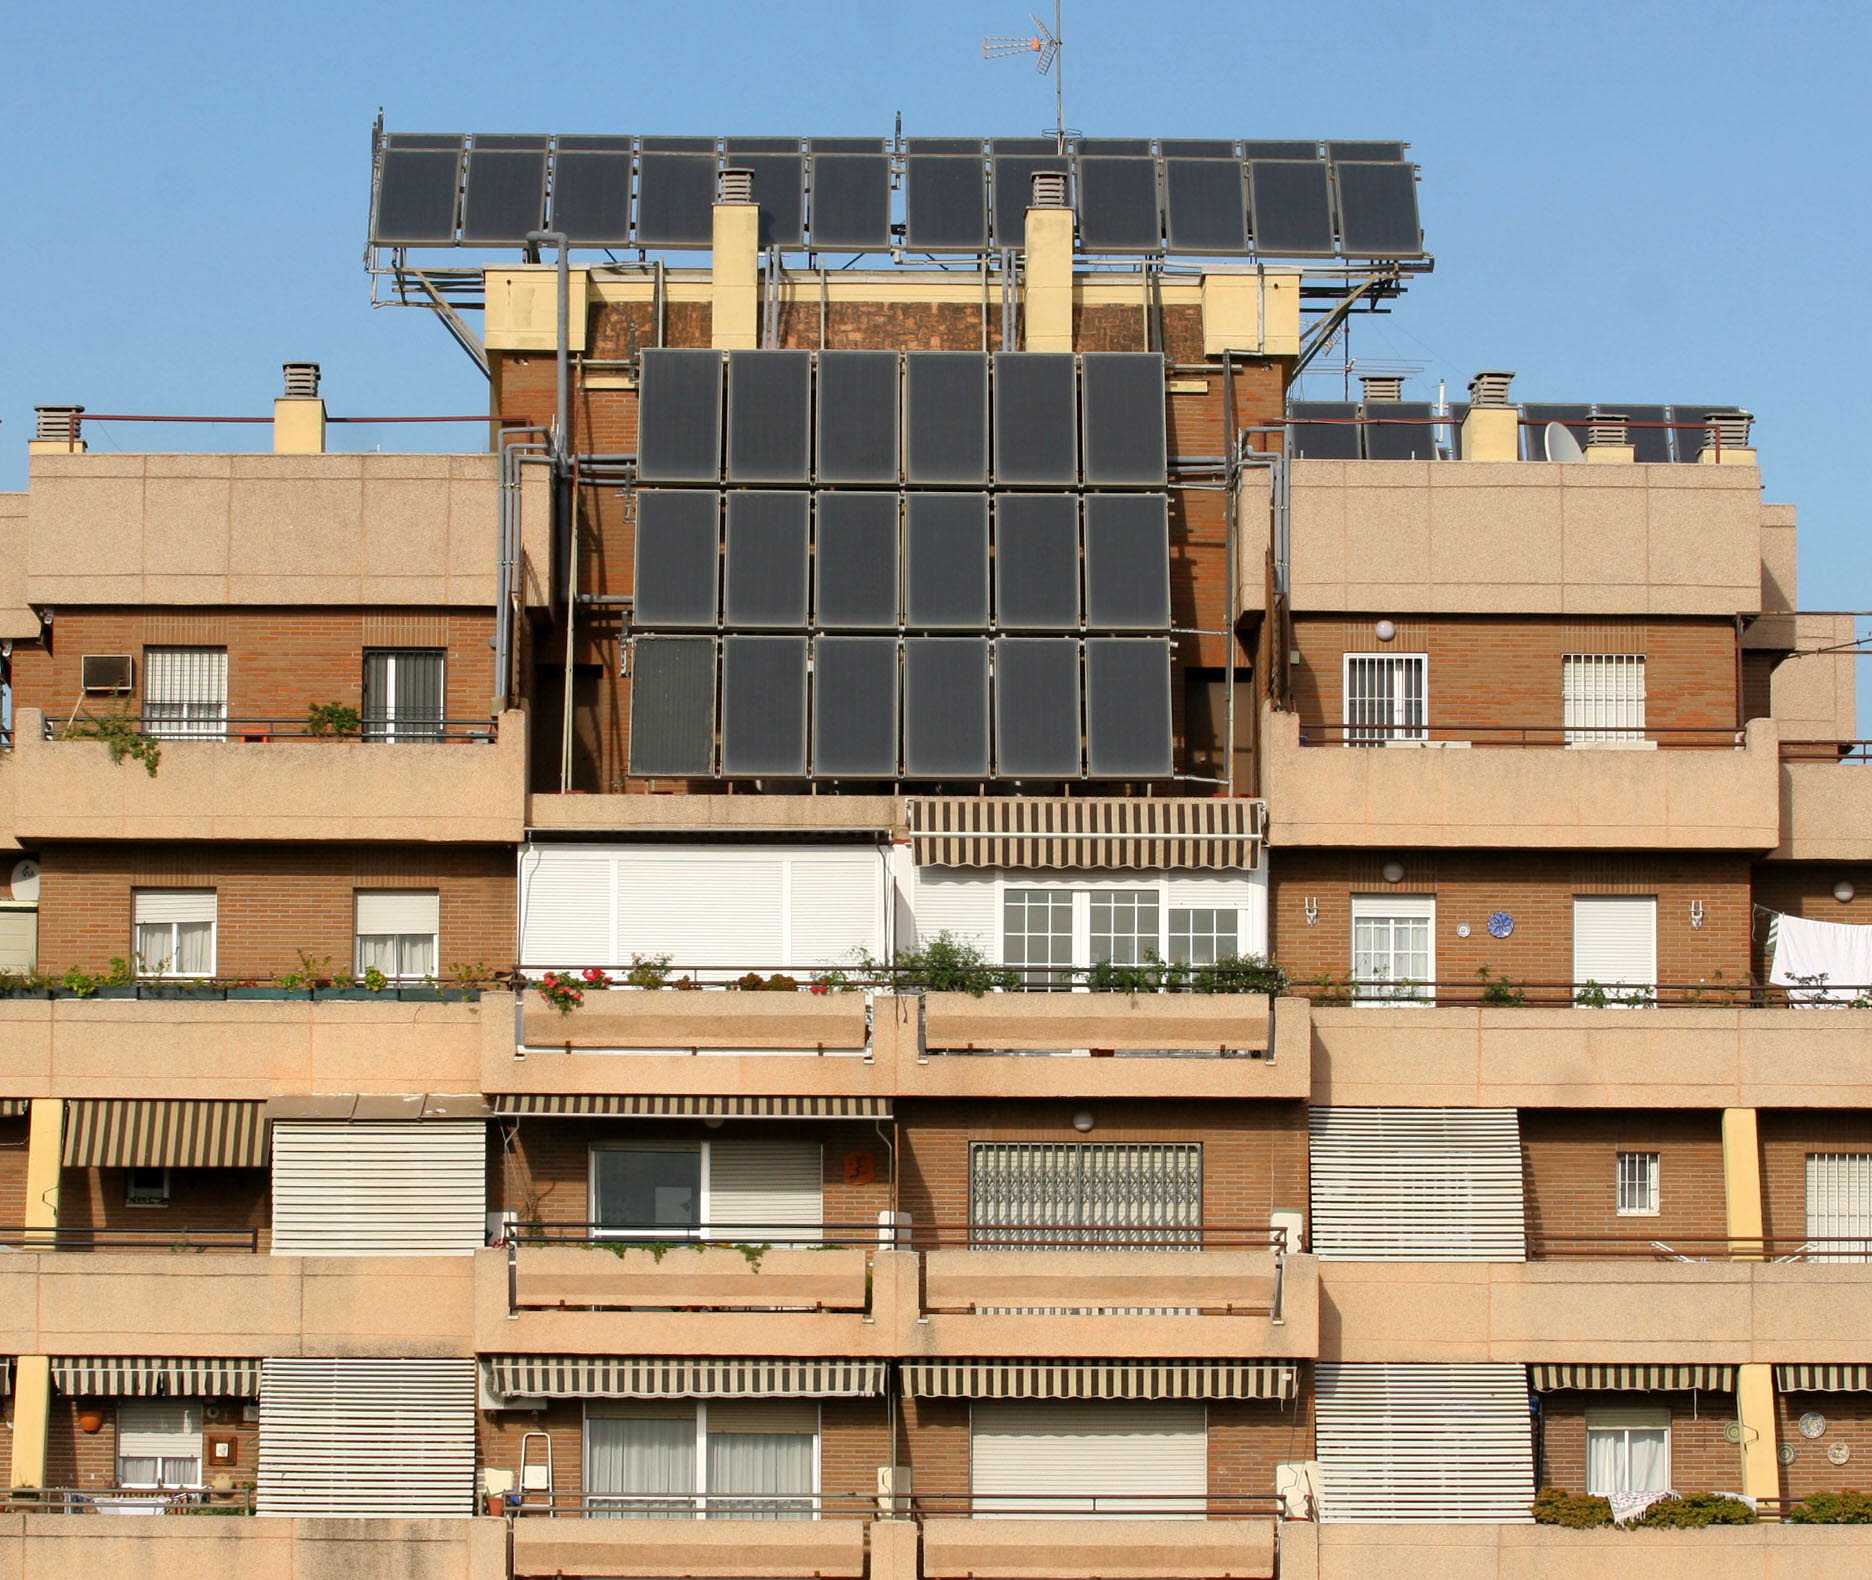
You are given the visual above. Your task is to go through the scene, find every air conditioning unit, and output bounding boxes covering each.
[81,654,133,694]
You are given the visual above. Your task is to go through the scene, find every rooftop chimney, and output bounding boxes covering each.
[716,168,755,206]
[711,171,759,350]
[1359,374,1404,403]
[1467,370,1515,407]
[30,406,85,455]
[273,362,326,454]
[1586,412,1635,463]
[281,362,322,399]
[1699,410,1755,464]
[1459,370,1520,461]
[1029,170,1069,209]
[1023,173,1074,352]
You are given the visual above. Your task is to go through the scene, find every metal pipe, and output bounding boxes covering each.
[523,230,571,464]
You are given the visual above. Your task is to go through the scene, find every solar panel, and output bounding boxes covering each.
[906,493,989,628]
[904,156,989,250]
[1328,141,1405,162]
[1248,160,1335,256]
[994,494,1080,630]
[724,492,809,627]
[1608,405,1672,464]
[1239,141,1319,161]
[1667,406,1737,462]
[722,636,808,775]
[549,138,634,244]
[1085,639,1172,778]
[1081,354,1167,485]
[1084,495,1170,628]
[906,137,983,154]
[995,639,1082,777]
[990,153,1071,243]
[1361,402,1438,461]
[636,151,717,246]
[1077,139,1153,156]
[628,637,716,777]
[812,637,899,776]
[1160,139,1237,158]
[1076,157,1161,252]
[991,139,1060,153]
[1288,401,1360,460]
[808,153,892,250]
[905,353,989,484]
[724,144,806,248]
[1164,158,1249,253]
[632,491,720,627]
[640,137,717,152]
[726,350,811,482]
[1521,403,1592,460]
[814,493,899,627]
[636,350,722,482]
[815,351,900,483]
[1333,162,1421,256]
[461,137,548,243]
[723,138,801,153]
[992,354,1078,484]
[904,639,990,777]
[373,140,463,244]
[807,138,886,154]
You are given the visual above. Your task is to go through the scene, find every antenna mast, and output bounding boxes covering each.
[984,2,1066,153]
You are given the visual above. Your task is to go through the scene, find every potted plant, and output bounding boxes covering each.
[226,978,288,1002]
[304,702,362,737]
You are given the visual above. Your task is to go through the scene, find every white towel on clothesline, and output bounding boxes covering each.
[1769,912,1872,1004]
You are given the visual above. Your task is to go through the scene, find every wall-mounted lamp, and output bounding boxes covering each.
[701,1116,725,1130]
[1381,862,1405,884]
[1071,1111,1095,1133]
[1304,897,1319,926]
[1374,620,1397,642]
[1835,880,1856,904]
[1689,900,1705,931]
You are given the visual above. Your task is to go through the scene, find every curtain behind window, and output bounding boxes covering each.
[586,1415,694,1518]
[706,1431,813,1519]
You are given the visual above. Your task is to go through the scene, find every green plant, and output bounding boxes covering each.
[360,967,391,993]
[447,961,496,993]
[1531,1488,1613,1528]
[624,954,671,990]
[277,951,340,992]
[1476,965,1526,1006]
[1575,979,1610,1008]
[59,965,102,999]
[1194,954,1288,995]
[1298,972,1352,1006]
[59,711,162,775]
[730,1241,772,1269]
[305,703,362,737]
[1083,954,1167,995]
[863,932,1019,997]
[1629,1491,1755,1528]
[1787,1490,1872,1523]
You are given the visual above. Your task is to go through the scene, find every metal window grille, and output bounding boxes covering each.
[1089,890,1160,965]
[1563,654,1646,743]
[970,1141,1201,1247]
[1003,889,1075,987]
[1615,1152,1660,1216]
[1168,907,1238,966]
[1343,654,1426,744]
[143,648,227,740]
[363,648,445,742]
[1807,1153,1872,1263]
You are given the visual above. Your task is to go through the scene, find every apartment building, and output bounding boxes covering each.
[0,127,1863,1579]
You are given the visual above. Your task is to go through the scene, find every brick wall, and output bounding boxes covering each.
[1776,1393,1872,1501]
[0,1116,26,1223]
[36,841,513,978]
[1536,1389,1740,1493]
[1520,1111,1726,1257]
[44,1394,259,1494]
[1270,850,1754,996]
[59,1166,270,1252]
[1759,1110,1872,1246]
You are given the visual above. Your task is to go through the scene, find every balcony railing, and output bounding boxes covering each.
[1291,977,1870,1008]
[509,1492,876,1519]
[1298,722,1745,749]
[521,962,1280,996]
[42,715,498,744]
[501,1222,1291,1252]
[0,1226,259,1252]
[1781,739,1872,762]
[8,1484,256,1515]
[1532,1234,1871,1263]
[506,1492,1283,1519]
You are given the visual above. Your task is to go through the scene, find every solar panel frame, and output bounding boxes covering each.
[994,638,1083,778]
[1081,353,1167,485]
[636,349,723,482]
[635,151,718,246]
[1287,401,1361,460]
[1327,141,1406,162]
[814,493,901,628]
[1164,158,1249,254]
[628,636,717,777]
[990,139,1060,154]
[815,351,900,484]
[723,137,801,153]
[906,137,984,155]
[1611,404,1672,464]
[373,142,464,245]
[723,148,806,248]
[905,493,990,628]
[1333,161,1422,257]
[726,349,812,483]
[1076,138,1153,156]
[1075,157,1162,252]
[464,135,550,244]
[807,137,887,154]
[904,155,990,251]
[1159,139,1237,158]
[549,145,635,244]
[992,353,1079,485]
[990,154,1071,244]
[632,490,721,628]
[1239,141,1321,161]
[812,637,900,777]
[1361,402,1438,461]
[724,492,810,628]
[808,153,892,250]
[905,353,990,484]
[1085,638,1172,779]
[384,133,464,150]
[994,494,1081,630]
[1247,160,1336,256]
[640,136,718,153]
[1084,494,1171,629]
[721,636,809,776]
[904,638,990,778]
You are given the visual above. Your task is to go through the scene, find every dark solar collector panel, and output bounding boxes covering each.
[906,493,990,628]
[1164,158,1249,254]
[628,637,716,777]
[1287,401,1360,460]
[1248,160,1335,256]
[1159,139,1236,158]
[813,493,900,627]
[1327,141,1406,162]
[904,156,990,250]
[724,148,806,248]
[1077,138,1153,156]
[992,354,1078,485]
[549,142,634,244]
[632,491,720,628]
[995,638,1082,777]
[1361,402,1438,461]
[635,152,717,246]
[721,636,808,775]
[812,637,899,777]
[904,639,990,777]
[990,154,1071,243]
[994,494,1080,630]
[724,492,809,627]
[808,154,892,250]
[1076,157,1161,252]
[1239,140,1320,161]
[374,142,463,244]
[726,350,811,483]
[636,349,722,482]
[640,136,717,152]
[1084,495,1171,628]
[462,137,548,244]
[815,351,900,483]
[905,353,989,484]
[1081,354,1167,485]
[1333,161,1422,256]
[1612,405,1672,464]
[1085,639,1172,778]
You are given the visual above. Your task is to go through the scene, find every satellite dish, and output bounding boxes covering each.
[8,860,38,904]
[1543,422,1585,463]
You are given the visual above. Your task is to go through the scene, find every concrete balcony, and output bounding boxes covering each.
[922,1518,1276,1580]
[9,707,527,843]
[1261,708,1782,850]
[1774,758,1872,860]
[527,791,905,836]
[0,993,496,1100]
[0,1517,497,1580]
[1317,1260,1872,1364]
[511,1518,867,1580]
[1307,1004,1872,1108]
[0,1253,474,1358]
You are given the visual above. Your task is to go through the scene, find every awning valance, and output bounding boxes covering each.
[486,1356,885,1399]
[1531,1365,1735,1393]
[62,1101,267,1169]
[0,1100,27,1119]
[52,1357,261,1397]
[491,1095,891,1120]
[1777,1365,1872,1393]
[908,796,1264,872]
[904,1359,1298,1402]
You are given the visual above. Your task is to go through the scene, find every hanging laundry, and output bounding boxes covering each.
[1769,913,1872,1004]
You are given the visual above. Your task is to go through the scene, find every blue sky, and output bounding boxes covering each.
[5,0,1868,630]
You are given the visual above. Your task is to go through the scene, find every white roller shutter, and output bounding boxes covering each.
[907,869,999,953]
[1572,896,1657,997]
[355,890,440,934]
[1806,1154,1872,1263]
[708,1141,823,1243]
[270,1122,486,1256]
[518,851,615,963]
[132,890,217,924]
[1315,1363,1533,1523]
[970,1401,1206,1517]
[258,1358,476,1516]
[1309,1108,1526,1261]
[0,910,36,972]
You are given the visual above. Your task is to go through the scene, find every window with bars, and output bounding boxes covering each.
[970,1141,1202,1247]
[1806,1153,1872,1263]
[142,648,227,740]
[1350,895,1433,1004]
[1343,653,1427,744]
[1615,1152,1660,1216]
[1563,654,1647,743]
[132,890,217,978]
[362,649,445,742]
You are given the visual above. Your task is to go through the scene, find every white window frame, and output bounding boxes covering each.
[1349,894,1435,1005]
[1806,1153,1872,1263]
[125,1166,172,1207]
[581,1400,821,1519]
[1615,1152,1660,1217]
[994,880,1254,986]
[1563,654,1647,744]
[116,1400,204,1490]
[131,890,218,980]
[1571,895,1658,1008]
[362,647,446,743]
[142,647,228,742]
[1585,1406,1671,1497]
[353,889,440,981]
[1343,653,1428,745]
[588,1139,825,1242]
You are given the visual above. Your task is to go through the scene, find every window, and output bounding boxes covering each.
[1168,908,1238,966]
[132,890,216,978]
[1088,891,1160,966]
[1001,886,1255,987]
[142,648,227,741]
[1806,1153,1872,1263]
[1585,1407,1670,1497]
[354,890,439,980]
[1563,654,1646,744]
[1350,895,1434,1004]
[970,1141,1202,1247]
[590,1140,823,1244]
[362,649,445,742]
[1004,889,1076,987]
[126,1167,171,1207]
[1615,1152,1660,1216]
[1343,653,1427,744]
[585,1401,817,1520]
[1572,895,1657,1006]
[117,1401,203,1489]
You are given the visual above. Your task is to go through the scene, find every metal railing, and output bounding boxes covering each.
[2,977,485,1001]
[504,1491,1282,1519]
[1782,739,1872,763]
[500,1221,1289,1251]
[1532,1234,1871,1263]
[1290,978,1868,1009]
[1297,722,1745,749]
[519,963,1279,996]
[0,1226,260,1252]
[6,1484,255,1514]
[42,715,497,744]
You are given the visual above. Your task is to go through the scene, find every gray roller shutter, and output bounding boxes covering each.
[270,1121,486,1256]
[970,1400,1205,1517]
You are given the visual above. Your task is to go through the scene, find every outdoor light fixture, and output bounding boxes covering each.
[1071,1111,1095,1133]
[1836,880,1856,904]
[1381,862,1405,884]
[1374,620,1397,642]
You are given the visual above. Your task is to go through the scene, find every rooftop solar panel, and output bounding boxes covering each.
[636,151,717,246]
[1159,139,1237,158]
[812,637,899,777]
[1084,495,1171,628]
[814,493,900,628]
[1076,157,1162,252]
[1081,354,1167,485]
[906,493,990,628]
[1521,403,1592,460]
[1086,638,1172,778]
[807,137,887,154]
[905,353,989,484]
[905,639,990,777]
[995,638,1082,777]
[724,137,801,153]
[1361,401,1438,461]
[816,351,900,483]
[636,349,723,482]
[994,494,1081,630]
[726,150,806,248]
[907,137,984,154]
[726,349,811,482]
[632,491,720,628]
[1287,401,1360,460]
[808,153,892,250]
[1248,160,1335,256]
[549,147,634,244]
[1327,141,1406,162]
[555,135,636,150]
[992,354,1078,485]
[1077,138,1153,156]
[385,134,464,150]
[1164,158,1249,253]
[374,143,463,244]
[640,136,718,153]
[990,138,1061,154]
[905,155,989,250]
[990,154,1071,243]
[1333,161,1422,256]
[722,636,808,775]
[628,637,716,777]
[1613,404,1672,464]
[725,492,809,627]
[1239,140,1320,161]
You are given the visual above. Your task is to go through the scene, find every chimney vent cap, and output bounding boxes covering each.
[281,362,321,399]
[1467,370,1515,407]
[33,405,84,442]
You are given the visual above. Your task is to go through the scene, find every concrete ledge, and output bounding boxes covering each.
[924,1249,1279,1313]
[510,1516,866,1578]
[923,992,1270,1053]
[921,1517,1276,1580]
[528,793,904,835]
[512,1245,870,1310]
[1775,761,1872,860]
[520,992,869,1051]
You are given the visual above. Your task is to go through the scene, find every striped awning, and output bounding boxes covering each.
[62,1100,267,1169]
[903,1360,1298,1402]
[52,1357,261,1397]
[908,796,1265,871]
[0,1100,27,1119]
[490,1095,891,1120]
[1777,1365,1872,1393]
[1531,1365,1735,1392]
[487,1356,885,1399]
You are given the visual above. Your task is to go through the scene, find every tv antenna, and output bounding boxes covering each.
[984,2,1067,154]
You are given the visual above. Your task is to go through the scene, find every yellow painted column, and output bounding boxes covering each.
[1022,206,1074,351]
[710,202,759,350]
[272,397,326,454]
[1733,1362,1782,1500]
[9,1355,51,1488]
[24,1098,61,1234]
[1721,1106,1765,1258]
[1459,405,1519,460]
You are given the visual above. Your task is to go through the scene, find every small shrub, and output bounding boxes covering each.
[1195,954,1288,995]
[59,965,101,999]
[1083,954,1166,995]
[624,954,671,990]
[305,703,361,737]
[534,971,584,1015]
[360,967,391,993]
[732,971,769,992]
[58,712,161,776]
[1787,1490,1872,1524]
[1531,1487,1612,1528]
[1298,972,1352,1006]
[863,933,1018,997]
[1477,965,1526,1006]
[1631,1491,1755,1528]
[1575,979,1610,1008]
[764,973,798,993]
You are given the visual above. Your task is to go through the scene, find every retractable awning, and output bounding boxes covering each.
[904,1359,1297,1401]
[490,1095,890,1119]
[53,1356,261,1396]
[1776,1365,1872,1393]
[486,1356,885,1398]
[1531,1365,1734,1392]
[61,1101,267,1168]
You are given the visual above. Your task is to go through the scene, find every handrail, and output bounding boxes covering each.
[504,1491,1281,1518]
[1297,722,1744,748]
[42,716,497,743]
[1781,740,1872,763]
[6,1483,255,1513]
[0,1226,259,1252]
[1,979,486,1001]
[519,964,1279,994]
[1533,1234,1868,1262]
[1290,978,1872,1009]
[501,1221,1287,1250]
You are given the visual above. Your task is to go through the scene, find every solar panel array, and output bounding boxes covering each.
[372,132,1425,259]
[627,350,1176,781]
[1286,400,1748,462]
